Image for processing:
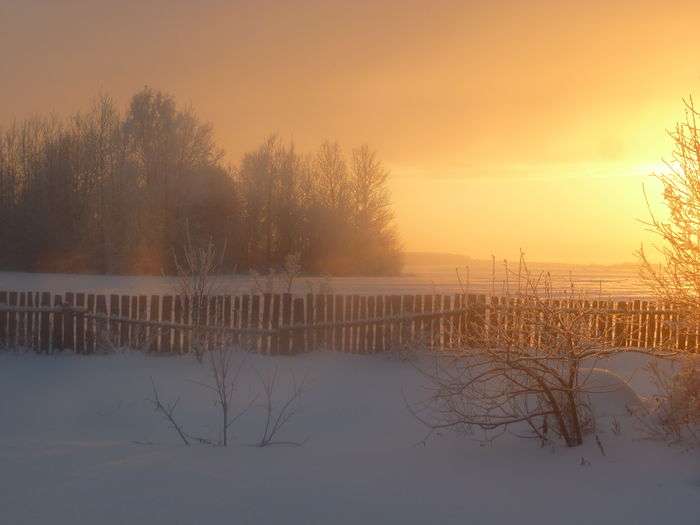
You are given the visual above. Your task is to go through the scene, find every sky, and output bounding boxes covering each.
[1,0,698,264]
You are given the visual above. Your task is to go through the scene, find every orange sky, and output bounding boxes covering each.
[2,0,698,263]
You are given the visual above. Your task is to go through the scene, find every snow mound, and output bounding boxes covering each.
[579,367,643,419]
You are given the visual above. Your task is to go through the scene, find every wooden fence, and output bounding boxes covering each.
[0,291,696,355]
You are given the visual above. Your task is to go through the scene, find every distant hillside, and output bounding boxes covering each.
[402,251,471,266]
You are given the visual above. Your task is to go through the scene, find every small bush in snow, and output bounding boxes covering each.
[641,356,699,446]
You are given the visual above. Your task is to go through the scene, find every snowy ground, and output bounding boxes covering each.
[0,350,697,525]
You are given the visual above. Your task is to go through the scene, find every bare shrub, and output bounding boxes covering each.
[410,255,626,448]
[638,356,699,446]
[256,366,309,447]
[149,228,255,447]
[173,221,227,362]
[150,378,192,446]
[196,345,255,446]
[150,346,254,447]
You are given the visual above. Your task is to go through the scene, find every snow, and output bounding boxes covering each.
[580,367,644,419]
[0,350,697,525]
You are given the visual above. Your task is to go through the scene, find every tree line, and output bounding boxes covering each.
[0,88,402,276]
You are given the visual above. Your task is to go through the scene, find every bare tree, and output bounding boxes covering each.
[640,95,700,342]
[0,88,402,277]
[637,96,700,444]
[410,255,630,448]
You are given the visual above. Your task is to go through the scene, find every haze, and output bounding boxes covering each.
[2,0,698,263]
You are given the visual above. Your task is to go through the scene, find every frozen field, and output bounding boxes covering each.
[0,350,696,525]
[0,261,650,298]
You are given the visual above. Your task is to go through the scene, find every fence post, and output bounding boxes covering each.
[25,292,34,350]
[314,294,325,351]
[0,291,7,348]
[330,295,340,352]
[53,295,64,352]
[374,295,385,352]
[161,295,173,353]
[74,293,85,354]
[240,295,251,351]
[149,295,160,353]
[351,295,360,353]
[108,295,119,348]
[63,292,75,352]
[84,294,95,354]
[262,294,272,354]
[323,294,332,351]
[231,295,241,348]
[631,299,641,348]
[358,296,367,354]
[306,293,316,352]
[208,296,219,351]
[173,295,183,354]
[614,302,627,348]
[17,292,26,347]
[645,302,655,348]
[279,293,292,355]
[442,295,452,349]
[251,295,261,353]
[669,302,680,351]
[420,295,432,350]
[451,294,462,346]
[136,296,147,351]
[130,296,139,350]
[39,292,50,353]
[8,292,18,349]
[401,295,413,350]
[342,295,351,352]
[367,295,376,353]
[685,303,697,352]
[270,294,281,355]
[291,296,305,354]
[120,295,131,349]
[430,295,440,348]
